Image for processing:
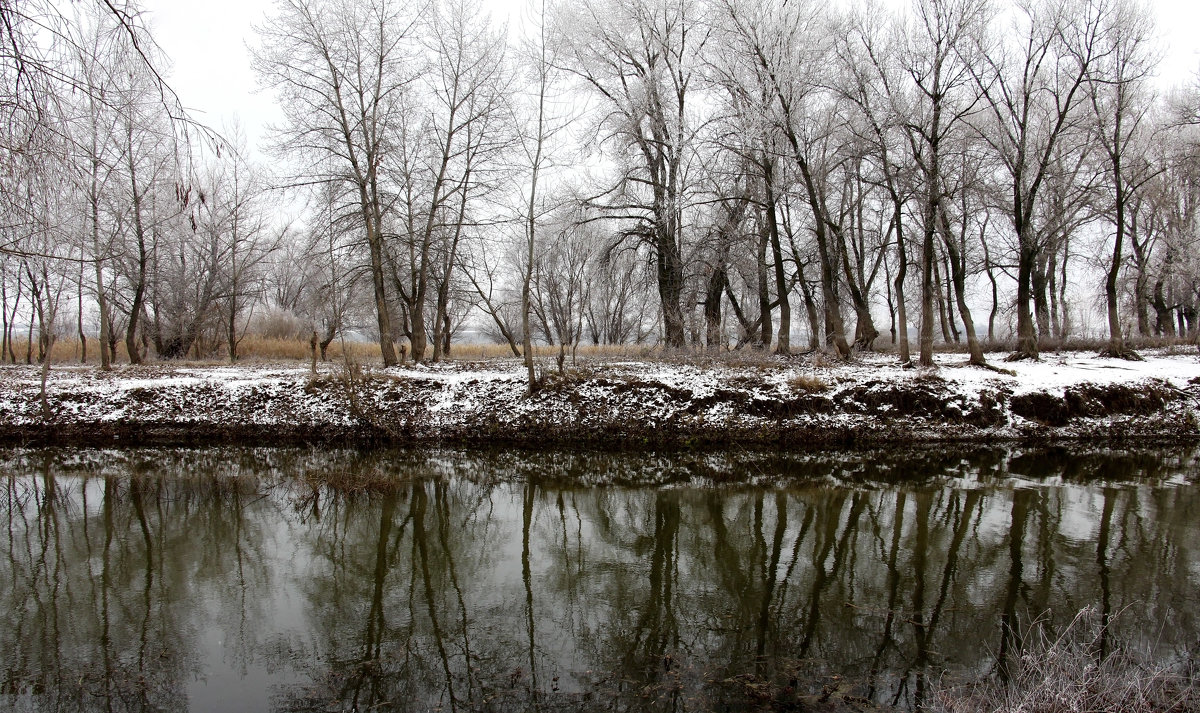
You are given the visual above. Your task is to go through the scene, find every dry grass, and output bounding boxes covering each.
[3,331,1194,368]
[233,336,383,362]
[789,374,830,393]
[445,342,651,362]
[936,607,1199,713]
[0,336,384,365]
[0,337,99,364]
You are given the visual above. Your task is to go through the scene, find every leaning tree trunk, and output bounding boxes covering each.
[124,146,148,366]
[765,173,790,355]
[782,127,850,358]
[939,210,986,366]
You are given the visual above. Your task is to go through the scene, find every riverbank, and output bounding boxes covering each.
[1,349,1198,448]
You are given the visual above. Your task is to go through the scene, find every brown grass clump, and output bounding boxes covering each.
[789,373,830,393]
[936,607,1199,713]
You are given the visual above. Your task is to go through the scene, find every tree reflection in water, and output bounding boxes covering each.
[0,446,1198,712]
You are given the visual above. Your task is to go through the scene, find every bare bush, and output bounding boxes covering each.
[936,607,1199,713]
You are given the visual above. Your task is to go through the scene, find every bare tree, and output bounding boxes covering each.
[897,0,992,367]
[713,0,853,358]
[837,3,917,363]
[516,0,561,390]
[553,0,704,350]
[1089,0,1156,360]
[254,0,419,366]
[971,0,1112,360]
[202,135,282,362]
[383,0,511,363]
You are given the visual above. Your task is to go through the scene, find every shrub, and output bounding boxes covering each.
[936,607,1199,713]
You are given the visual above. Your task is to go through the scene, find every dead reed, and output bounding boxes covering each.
[936,607,1198,713]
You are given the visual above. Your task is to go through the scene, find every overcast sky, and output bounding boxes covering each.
[141,0,1200,162]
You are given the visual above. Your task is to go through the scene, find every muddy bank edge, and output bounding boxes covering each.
[1,363,1198,449]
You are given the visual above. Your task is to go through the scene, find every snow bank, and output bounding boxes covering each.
[1,349,1197,448]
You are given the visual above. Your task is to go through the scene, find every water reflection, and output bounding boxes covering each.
[0,446,1198,712]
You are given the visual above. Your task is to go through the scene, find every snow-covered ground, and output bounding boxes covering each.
[1,349,1198,447]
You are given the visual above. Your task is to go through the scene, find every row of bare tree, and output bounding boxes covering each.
[0,2,280,369]
[2,0,1200,379]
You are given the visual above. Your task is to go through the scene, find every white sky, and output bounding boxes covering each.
[141,0,1200,163]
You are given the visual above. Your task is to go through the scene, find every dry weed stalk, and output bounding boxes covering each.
[937,607,1197,713]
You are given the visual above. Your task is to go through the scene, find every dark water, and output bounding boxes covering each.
[1,446,1199,712]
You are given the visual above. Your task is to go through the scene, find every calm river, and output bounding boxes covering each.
[1,446,1198,712]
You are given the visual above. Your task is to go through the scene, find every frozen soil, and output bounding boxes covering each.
[1,349,1199,448]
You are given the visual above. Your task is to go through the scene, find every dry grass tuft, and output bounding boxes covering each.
[936,607,1199,713]
[789,374,830,393]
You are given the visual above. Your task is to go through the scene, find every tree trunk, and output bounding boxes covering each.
[756,212,773,350]
[803,193,850,357]
[1011,231,1040,360]
[1130,225,1151,337]
[1101,161,1138,358]
[938,209,986,366]
[979,226,999,342]
[656,209,687,350]
[92,244,111,371]
[77,274,86,364]
[1032,252,1052,343]
[939,253,959,343]
[365,208,398,366]
[227,295,239,362]
[39,333,55,421]
[781,126,850,358]
[796,262,821,350]
[919,223,936,366]
[765,170,790,355]
[107,314,119,363]
[124,265,146,364]
[123,125,150,366]
[884,253,897,347]
[891,197,911,364]
[522,56,547,393]
[704,261,726,352]
[841,219,879,350]
[919,187,938,367]
[0,267,9,364]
